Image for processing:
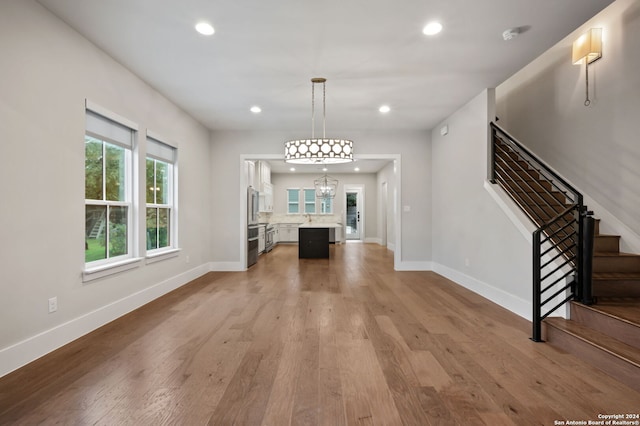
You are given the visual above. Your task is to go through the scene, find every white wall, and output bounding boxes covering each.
[210,129,431,268]
[496,0,640,250]
[0,0,212,376]
[271,172,379,239]
[431,90,532,319]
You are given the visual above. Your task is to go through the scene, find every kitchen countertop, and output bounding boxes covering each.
[298,223,342,228]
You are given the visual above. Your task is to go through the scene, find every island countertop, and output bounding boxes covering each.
[298,223,342,228]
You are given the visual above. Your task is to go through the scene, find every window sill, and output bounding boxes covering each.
[83,257,143,282]
[146,248,181,264]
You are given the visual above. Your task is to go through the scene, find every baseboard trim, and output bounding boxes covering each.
[0,263,210,378]
[365,237,382,244]
[395,261,433,271]
[387,243,396,252]
[432,262,531,321]
[210,261,244,271]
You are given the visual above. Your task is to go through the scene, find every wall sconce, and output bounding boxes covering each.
[572,28,602,106]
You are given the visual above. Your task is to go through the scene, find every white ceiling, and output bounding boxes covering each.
[38,0,612,136]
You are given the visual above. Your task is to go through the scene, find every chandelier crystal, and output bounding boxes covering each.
[285,78,353,164]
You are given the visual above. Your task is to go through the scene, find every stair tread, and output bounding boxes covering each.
[545,317,640,366]
[593,272,640,279]
[594,252,640,258]
[588,298,640,325]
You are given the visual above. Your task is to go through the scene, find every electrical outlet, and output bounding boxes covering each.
[465,258,470,267]
[186,255,190,264]
[48,297,57,313]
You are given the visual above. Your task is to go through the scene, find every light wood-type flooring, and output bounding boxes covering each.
[1,243,639,425]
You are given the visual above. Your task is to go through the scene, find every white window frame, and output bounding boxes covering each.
[145,132,179,261]
[303,188,316,214]
[286,188,333,215]
[287,188,300,214]
[319,196,333,214]
[83,101,141,280]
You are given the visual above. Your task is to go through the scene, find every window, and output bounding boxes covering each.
[287,189,299,214]
[320,197,333,214]
[303,189,316,214]
[146,136,176,253]
[287,188,333,214]
[85,109,135,265]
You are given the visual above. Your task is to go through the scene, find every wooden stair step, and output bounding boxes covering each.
[594,234,621,253]
[593,252,640,273]
[594,272,640,280]
[511,189,568,205]
[570,300,640,350]
[496,173,553,191]
[592,297,640,324]
[543,317,640,392]
[498,168,543,182]
[507,190,568,207]
[593,273,640,298]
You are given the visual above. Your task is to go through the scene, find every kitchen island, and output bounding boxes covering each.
[298,223,342,259]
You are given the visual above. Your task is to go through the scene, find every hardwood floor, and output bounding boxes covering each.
[1,243,639,425]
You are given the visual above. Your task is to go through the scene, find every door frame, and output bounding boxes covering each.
[238,154,402,270]
[343,184,365,241]
[381,180,388,247]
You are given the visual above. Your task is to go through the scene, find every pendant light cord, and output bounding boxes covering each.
[322,80,326,139]
[310,78,328,140]
[311,82,315,138]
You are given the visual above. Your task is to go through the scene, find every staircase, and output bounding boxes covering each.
[592,220,640,298]
[490,123,640,391]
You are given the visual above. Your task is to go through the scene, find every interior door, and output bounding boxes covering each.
[345,188,363,240]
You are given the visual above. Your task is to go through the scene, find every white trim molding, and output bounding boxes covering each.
[0,263,210,378]
[365,237,382,245]
[210,261,244,272]
[395,261,433,271]
[432,262,531,321]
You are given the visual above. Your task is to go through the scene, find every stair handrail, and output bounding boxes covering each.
[489,122,595,342]
[490,124,582,202]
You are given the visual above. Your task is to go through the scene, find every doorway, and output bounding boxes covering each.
[381,181,388,247]
[344,185,364,241]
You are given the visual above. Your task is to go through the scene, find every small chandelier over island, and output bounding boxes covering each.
[314,174,339,199]
[284,78,353,164]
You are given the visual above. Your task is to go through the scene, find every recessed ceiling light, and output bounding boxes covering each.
[354,167,360,172]
[379,105,391,113]
[423,21,443,36]
[250,106,262,113]
[289,167,296,172]
[195,22,215,36]
[322,167,328,172]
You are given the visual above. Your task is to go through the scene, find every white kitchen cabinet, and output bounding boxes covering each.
[335,225,343,243]
[259,182,273,212]
[246,160,256,189]
[257,160,271,187]
[278,224,299,242]
[329,226,343,243]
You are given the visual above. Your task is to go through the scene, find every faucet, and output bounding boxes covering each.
[305,213,312,223]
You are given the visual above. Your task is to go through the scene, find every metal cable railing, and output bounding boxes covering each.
[489,123,595,342]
